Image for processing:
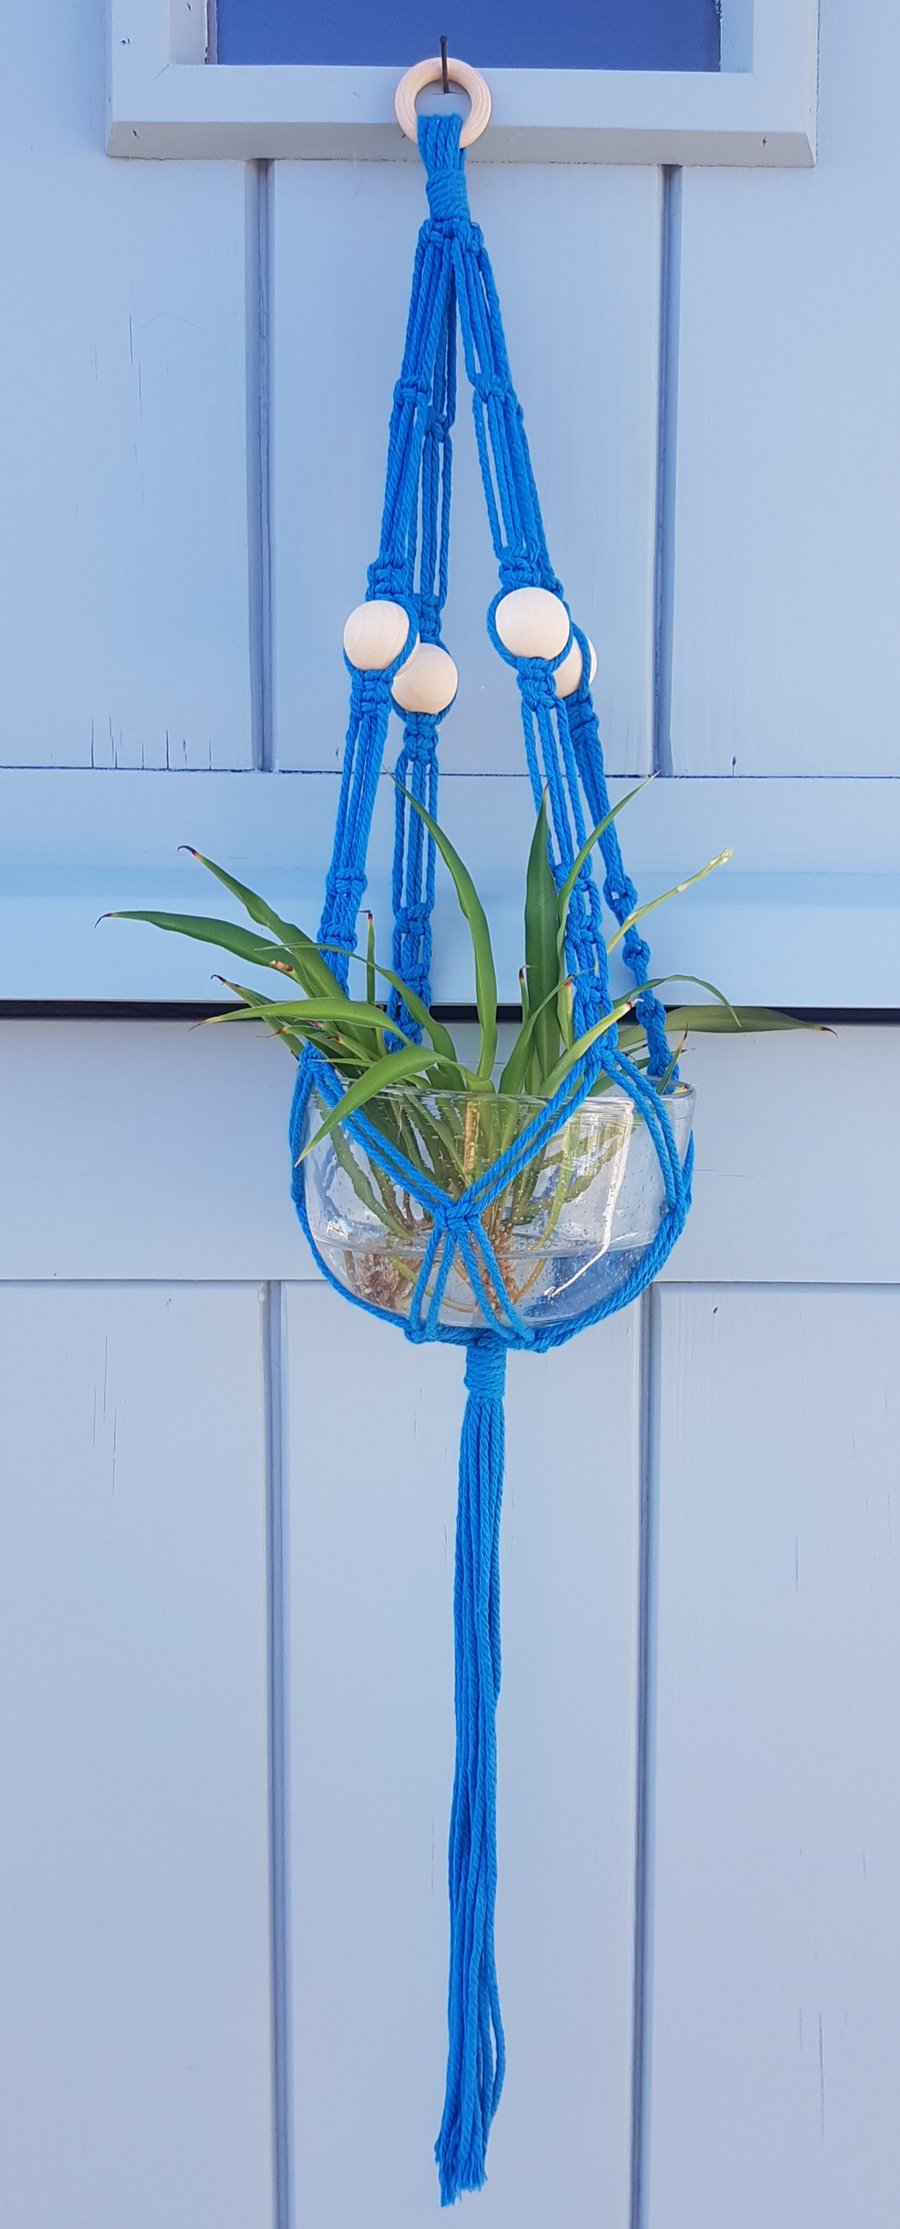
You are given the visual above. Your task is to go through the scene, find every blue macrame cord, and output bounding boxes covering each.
[290,113,692,2206]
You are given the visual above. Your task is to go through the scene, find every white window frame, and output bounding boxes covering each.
[107,0,819,166]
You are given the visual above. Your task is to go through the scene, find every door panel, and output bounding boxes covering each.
[0,1283,273,2229]
[284,1283,641,2226]
[3,1027,900,2223]
[0,2,253,769]
[647,1286,900,2229]
[670,0,900,774]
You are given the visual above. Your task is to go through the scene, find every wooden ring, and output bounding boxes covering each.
[394,57,492,150]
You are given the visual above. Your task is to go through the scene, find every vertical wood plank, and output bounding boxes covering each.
[0,5,253,768]
[283,1283,642,2225]
[0,1284,274,2229]
[271,162,661,777]
[646,1286,900,2228]
[670,0,900,773]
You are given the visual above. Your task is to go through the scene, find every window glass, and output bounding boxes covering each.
[213,0,721,74]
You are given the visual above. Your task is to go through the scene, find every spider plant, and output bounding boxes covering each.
[107,784,808,1261]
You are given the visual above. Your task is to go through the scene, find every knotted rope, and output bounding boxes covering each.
[435,1335,506,2204]
[290,110,692,2204]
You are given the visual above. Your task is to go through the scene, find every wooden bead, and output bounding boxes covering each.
[494,586,570,662]
[392,642,458,716]
[342,600,412,672]
[554,635,598,699]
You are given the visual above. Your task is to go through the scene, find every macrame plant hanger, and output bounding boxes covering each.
[289,59,692,2207]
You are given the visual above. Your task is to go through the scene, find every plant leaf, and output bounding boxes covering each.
[323,1109,411,1237]
[540,996,639,1097]
[556,779,653,955]
[637,973,740,1025]
[364,913,376,1010]
[498,975,579,1095]
[497,1022,538,1099]
[207,995,413,1043]
[183,850,343,1000]
[317,941,462,1069]
[607,852,733,955]
[212,978,377,1070]
[557,974,575,1053]
[396,786,498,1082]
[106,910,299,975]
[296,1046,457,1163]
[524,791,562,1089]
[213,977,306,1059]
[652,1033,688,1096]
[665,1004,823,1034]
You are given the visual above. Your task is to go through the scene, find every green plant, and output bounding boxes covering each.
[107,784,808,1233]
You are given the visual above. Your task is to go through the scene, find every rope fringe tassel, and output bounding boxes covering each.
[436,1336,507,2205]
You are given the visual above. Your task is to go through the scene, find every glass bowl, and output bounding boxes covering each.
[300,1082,694,1333]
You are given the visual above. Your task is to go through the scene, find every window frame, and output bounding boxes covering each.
[107,0,819,166]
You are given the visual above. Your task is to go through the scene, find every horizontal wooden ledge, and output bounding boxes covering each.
[1,769,896,1005]
[106,112,814,168]
[106,79,816,169]
[4,769,898,869]
[107,6,818,166]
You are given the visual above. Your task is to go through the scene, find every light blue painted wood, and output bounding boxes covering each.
[2,1024,900,2221]
[0,1283,274,2228]
[2,769,899,1005]
[0,1020,297,1280]
[647,1288,900,2227]
[283,1281,641,2225]
[1,2,896,2221]
[0,2,252,767]
[14,859,889,1006]
[270,161,662,776]
[670,0,900,771]
[1,1021,897,1285]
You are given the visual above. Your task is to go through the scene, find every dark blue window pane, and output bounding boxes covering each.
[213,0,721,73]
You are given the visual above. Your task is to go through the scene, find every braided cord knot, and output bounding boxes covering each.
[348,668,392,710]
[517,660,561,713]
[464,1336,507,1401]
[426,166,470,227]
[395,898,430,931]
[399,712,440,762]
[419,111,471,228]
